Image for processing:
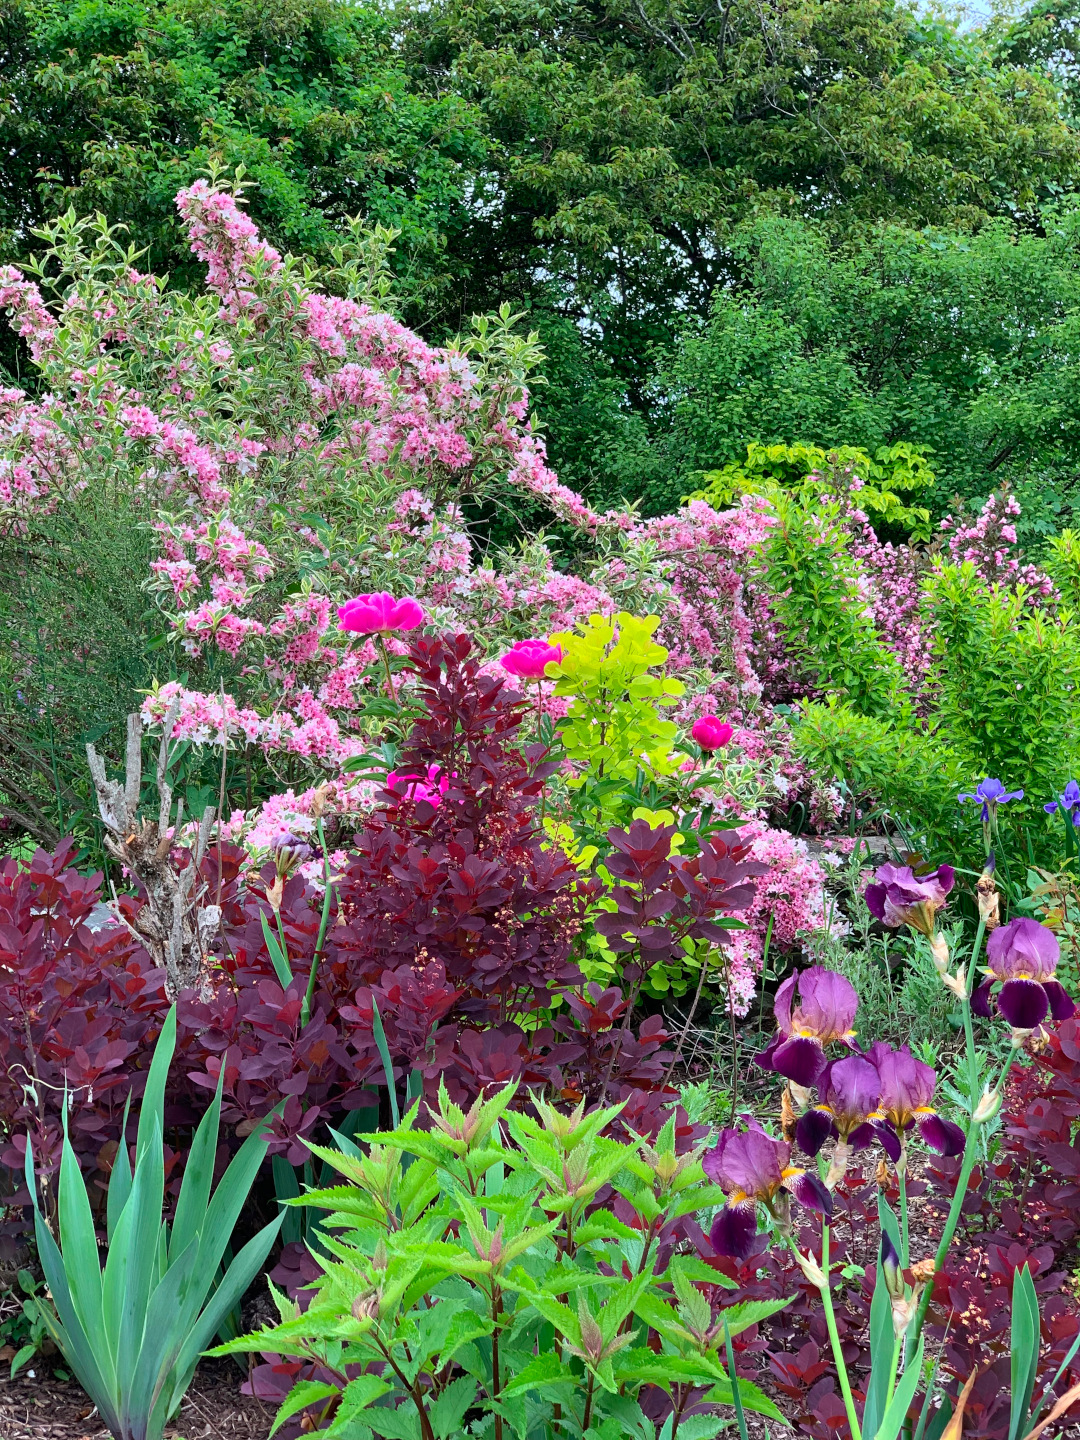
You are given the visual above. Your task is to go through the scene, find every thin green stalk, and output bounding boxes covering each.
[375,634,397,705]
[911,1049,1013,1344]
[724,1323,749,1440]
[883,1332,903,1414]
[898,1160,909,1268]
[813,1227,863,1440]
[301,819,334,1027]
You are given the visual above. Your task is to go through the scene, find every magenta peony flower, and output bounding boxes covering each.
[971,916,1074,1031]
[386,764,449,809]
[703,1121,833,1260]
[754,966,859,1087]
[865,1042,965,1156]
[864,861,954,938]
[500,639,563,680]
[691,715,734,751]
[338,592,425,635]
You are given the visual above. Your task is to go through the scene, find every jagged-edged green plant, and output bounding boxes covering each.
[24,1006,283,1440]
[212,1082,791,1439]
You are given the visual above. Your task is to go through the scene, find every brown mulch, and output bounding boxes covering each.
[0,1359,273,1439]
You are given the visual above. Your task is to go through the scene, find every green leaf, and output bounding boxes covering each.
[875,1337,925,1440]
[1009,1264,1041,1440]
[502,1351,576,1397]
[260,911,294,989]
[363,1401,424,1439]
[269,1380,340,1436]
[428,1376,477,1438]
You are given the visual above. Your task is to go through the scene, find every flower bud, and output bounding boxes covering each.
[891,1296,917,1339]
[793,1248,827,1288]
[881,1233,904,1301]
[973,1088,1000,1125]
[930,932,951,974]
[942,964,967,999]
[977,863,1000,930]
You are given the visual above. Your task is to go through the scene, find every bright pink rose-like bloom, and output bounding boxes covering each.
[691,715,734,751]
[386,765,449,809]
[500,639,563,680]
[338,592,424,635]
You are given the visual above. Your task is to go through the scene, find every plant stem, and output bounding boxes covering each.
[376,634,397,704]
[816,1226,863,1440]
[582,1371,596,1431]
[898,1160,909,1268]
[883,1332,902,1414]
[724,1323,749,1440]
[301,818,334,1027]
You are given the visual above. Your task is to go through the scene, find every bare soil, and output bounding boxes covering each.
[0,1360,273,1440]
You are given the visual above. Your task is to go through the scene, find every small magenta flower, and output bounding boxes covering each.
[958,777,1024,823]
[795,1055,889,1159]
[754,967,859,1087]
[864,862,955,939]
[703,1121,833,1260]
[691,715,734,751]
[971,917,1075,1032]
[386,764,449,809]
[500,639,563,680]
[1045,781,1080,826]
[338,592,425,635]
[865,1042,965,1157]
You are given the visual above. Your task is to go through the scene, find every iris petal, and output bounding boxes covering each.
[970,981,994,1018]
[1044,979,1076,1021]
[864,883,887,921]
[998,978,1049,1030]
[796,1108,835,1157]
[709,1203,759,1260]
[872,1121,903,1162]
[772,1036,828,1087]
[790,1170,834,1218]
[917,1114,966,1156]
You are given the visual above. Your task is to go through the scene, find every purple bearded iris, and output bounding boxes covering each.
[1045,781,1080,827]
[703,1121,833,1260]
[958,777,1024,823]
[864,862,955,939]
[971,917,1075,1032]
[794,1055,892,1159]
[754,967,858,1087]
[865,1042,965,1157]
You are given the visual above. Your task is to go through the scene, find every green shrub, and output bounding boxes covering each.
[213,1084,789,1439]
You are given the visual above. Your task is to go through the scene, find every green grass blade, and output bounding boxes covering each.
[260,910,294,989]
[876,1336,924,1440]
[121,1238,202,1439]
[371,997,399,1128]
[170,1215,284,1409]
[137,1005,176,1166]
[1010,1264,1041,1440]
[56,1131,108,1364]
[196,1110,275,1280]
[107,1091,133,1244]
[116,1115,166,1412]
[170,1065,226,1264]
[26,1146,117,1432]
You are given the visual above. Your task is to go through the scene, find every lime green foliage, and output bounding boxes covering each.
[1044,529,1080,610]
[792,700,969,855]
[549,612,685,847]
[694,441,933,539]
[927,563,1080,825]
[760,495,906,722]
[212,1084,790,1439]
[23,1007,282,1440]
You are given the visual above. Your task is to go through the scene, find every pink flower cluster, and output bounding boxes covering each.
[939,489,1055,598]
